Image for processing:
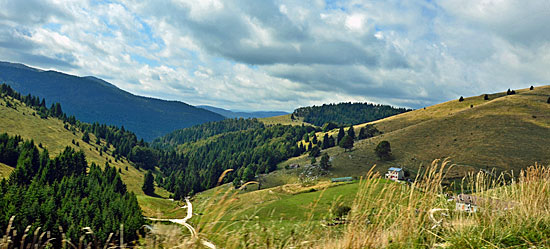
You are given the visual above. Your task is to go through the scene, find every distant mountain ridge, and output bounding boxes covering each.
[197,105,288,119]
[0,61,224,140]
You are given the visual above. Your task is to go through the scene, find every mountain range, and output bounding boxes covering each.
[0,61,225,141]
[197,105,288,119]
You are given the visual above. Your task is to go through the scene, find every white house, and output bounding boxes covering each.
[454,194,479,213]
[454,194,515,213]
[385,167,404,181]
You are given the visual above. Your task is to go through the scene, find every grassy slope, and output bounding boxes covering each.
[0,95,174,216]
[259,114,312,126]
[270,86,550,185]
[0,162,13,178]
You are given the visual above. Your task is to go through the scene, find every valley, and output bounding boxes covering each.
[1,82,550,248]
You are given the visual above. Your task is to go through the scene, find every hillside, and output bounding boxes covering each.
[274,86,550,182]
[0,61,224,140]
[0,92,184,217]
[198,105,288,118]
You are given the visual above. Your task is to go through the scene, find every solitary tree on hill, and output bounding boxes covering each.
[375,141,392,161]
[142,171,155,195]
[459,96,464,102]
[320,153,331,170]
[339,135,354,152]
[530,86,534,90]
[484,94,489,100]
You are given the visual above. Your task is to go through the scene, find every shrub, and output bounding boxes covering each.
[333,205,351,217]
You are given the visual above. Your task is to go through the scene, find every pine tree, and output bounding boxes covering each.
[530,86,534,90]
[339,135,354,152]
[337,127,345,144]
[82,132,90,143]
[459,96,464,102]
[347,125,355,139]
[320,153,331,170]
[309,146,321,158]
[484,94,489,100]
[311,135,318,144]
[322,133,330,149]
[142,171,155,195]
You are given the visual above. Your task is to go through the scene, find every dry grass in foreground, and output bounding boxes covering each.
[139,159,549,248]
[2,160,549,248]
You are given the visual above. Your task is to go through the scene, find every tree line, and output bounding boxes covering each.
[152,118,266,148]
[292,102,411,127]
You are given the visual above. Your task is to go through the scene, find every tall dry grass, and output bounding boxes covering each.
[2,161,549,248]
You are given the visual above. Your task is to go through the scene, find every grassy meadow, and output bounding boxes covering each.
[134,160,550,248]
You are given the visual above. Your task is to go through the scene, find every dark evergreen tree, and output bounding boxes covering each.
[337,127,345,144]
[459,96,464,102]
[484,94,489,100]
[375,141,392,160]
[142,171,155,195]
[322,133,330,149]
[339,135,354,152]
[309,146,321,158]
[82,131,90,143]
[530,86,534,90]
[347,125,355,139]
[547,97,550,104]
[311,135,318,144]
[320,153,331,170]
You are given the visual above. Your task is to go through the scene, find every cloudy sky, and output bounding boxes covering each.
[0,0,549,111]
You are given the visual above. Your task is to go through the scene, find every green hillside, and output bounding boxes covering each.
[273,86,550,183]
[0,92,181,217]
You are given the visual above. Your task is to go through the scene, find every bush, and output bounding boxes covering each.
[375,141,392,160]
[333,205,351,217]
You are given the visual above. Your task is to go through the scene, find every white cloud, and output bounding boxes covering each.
[0,0,549,112]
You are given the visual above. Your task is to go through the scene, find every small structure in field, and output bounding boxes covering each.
[331,177,353,183]
[288,163,300,169]
[454,194,515,213]
[454,194,479,213]
[385,167,404,181]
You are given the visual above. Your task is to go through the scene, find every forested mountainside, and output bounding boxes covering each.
[152,118,266,147]
[0,133,144,247]
[0,61,224,141]
[292,102,411,127]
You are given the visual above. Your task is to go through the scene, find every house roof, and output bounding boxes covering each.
[388,167,402,172]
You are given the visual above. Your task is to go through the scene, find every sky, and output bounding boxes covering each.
[0,0,549,111]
